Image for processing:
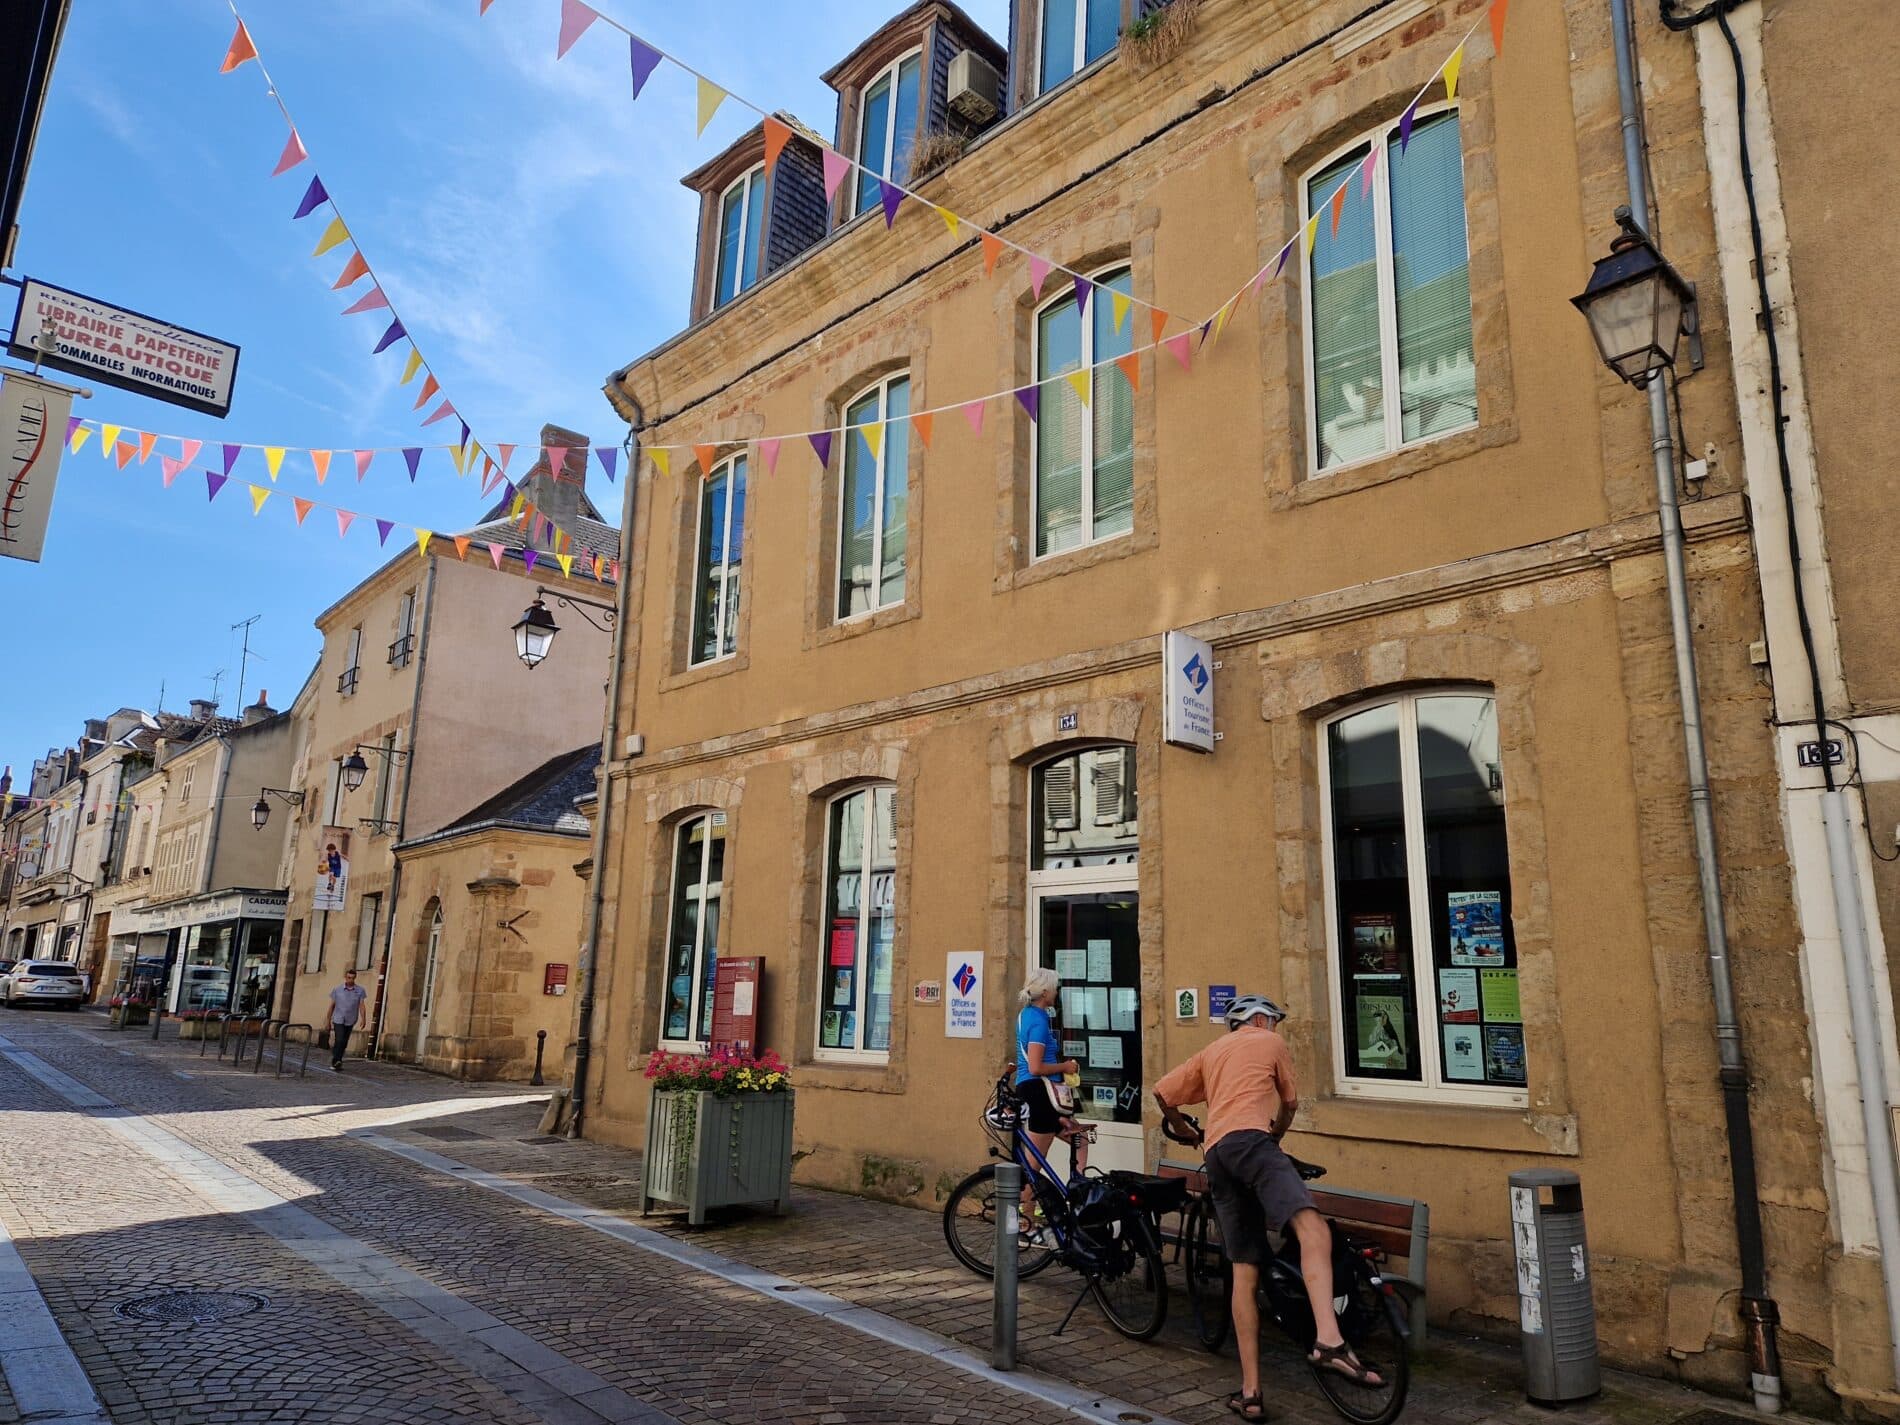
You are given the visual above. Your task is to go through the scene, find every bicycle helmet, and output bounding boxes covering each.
[1224,994,1287,1030]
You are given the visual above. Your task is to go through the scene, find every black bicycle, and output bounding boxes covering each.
[942,1076,1186,1340]
[1168,1116,1410,1425]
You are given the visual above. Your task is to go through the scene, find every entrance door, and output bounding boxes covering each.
[418,910,442,1050]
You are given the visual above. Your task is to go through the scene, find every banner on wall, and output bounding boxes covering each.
[0,370,76,563]
[312,826,352,913]
[9,278,240,417]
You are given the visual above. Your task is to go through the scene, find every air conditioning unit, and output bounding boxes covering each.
[948,49,1003,127]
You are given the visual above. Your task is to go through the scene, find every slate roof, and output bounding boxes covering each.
[406,744,601,849]
[462,516,622,568]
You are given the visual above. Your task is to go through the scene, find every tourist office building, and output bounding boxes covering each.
[574,0,1897,1404]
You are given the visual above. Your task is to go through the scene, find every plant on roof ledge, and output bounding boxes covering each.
[908,129,969,183]
[1124,0,1203,72]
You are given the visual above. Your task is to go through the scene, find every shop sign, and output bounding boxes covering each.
[945,953,983,1039]
[9,278,240,417]
[120,890,287,934]
[0,369,75,564]
[312,827,352,912]
[1163,630,1215,753]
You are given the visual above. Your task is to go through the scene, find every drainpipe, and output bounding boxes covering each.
[566,401,642,1140]
[368,556,437,1058]
[1608,0,1782,1408]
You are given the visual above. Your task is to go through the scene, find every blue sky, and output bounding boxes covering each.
[0,0,1006,774]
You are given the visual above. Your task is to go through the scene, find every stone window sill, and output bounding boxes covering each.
[1000,525,1156,593]
[1275,418,1517,512]
[658,649,751,695]
[817,600,919,648]
[793,1057,908,1096]
[1298,1092,1578,1156]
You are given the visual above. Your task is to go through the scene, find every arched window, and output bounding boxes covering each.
[1321,690,1522,1099]
[816,784,897,1057]
[853,50,922,217]
[837,373,910,620]
[662,811,727,1046]
[420,906,443,1025]
[1034,265,1135,558]
[1303,106,1475,474]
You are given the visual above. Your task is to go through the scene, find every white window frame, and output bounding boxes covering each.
[835,373,910,622]
[713,164,766,309]
[814,783,897,1063]
[372,733,400,826]
[689,456,746,667]
[420,907,442,1020]
[340,626,363,696]
[355,892,381,972]
[1035,0,1118,98]
[851,48,923,218]
[1031,263,1133,562]
[1300,102,1475,479]
[1317,688,1525,1107]
[660,810,726,1051]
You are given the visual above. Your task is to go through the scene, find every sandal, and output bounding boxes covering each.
[1226,1392,1268,1420]
[1308,1342,1383,1387]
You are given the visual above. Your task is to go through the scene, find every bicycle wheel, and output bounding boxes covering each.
[1310,1273,1410,1425]
[942,1165,1057,1280]
[1184,1197,1232,1352]
[1090,1215,1168,1340]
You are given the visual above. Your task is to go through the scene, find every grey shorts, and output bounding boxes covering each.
[1205,1130,1317,1266]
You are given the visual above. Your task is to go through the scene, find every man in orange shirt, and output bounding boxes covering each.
[1155,995,1379,1421]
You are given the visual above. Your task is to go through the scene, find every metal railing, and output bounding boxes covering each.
[275,1023,315,1078]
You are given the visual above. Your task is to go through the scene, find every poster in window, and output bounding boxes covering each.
[1484,1025,1528,1085]
[1355,994,1410,1071]
[667,969,691,1039]
[1442,1025,1484,1081]
[828,920,858,967]
[1063,1038,1089,1060]
[1349,913,1400,975]
[1053,947,1086,982]
[1109,987,1138,1033]
[832,970,852,1007]
[1448,890,1506,966]
[1086,940,1114,982]
[840,1010,857,1048]
[1479,968,1521,1024]
[1088,1036,1124,1070]
[867,997,891,1051]
[1436,967,1480,1024]
[821,1010,843,1048]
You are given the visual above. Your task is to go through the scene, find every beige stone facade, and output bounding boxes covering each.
[575,0,1900,1404]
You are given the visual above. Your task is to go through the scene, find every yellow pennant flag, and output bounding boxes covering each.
[1443,44,1465,102]
[312,215,350,257]
[1111,291,1131,334]
[696,78,728,136]
[100,424,121,455]
[1302,210,1321,256]
[450,443,471,476]
[651,448,671,477]
[70,426,92,454]
[935,205,960,238]
[1213,301,1234,343]
[401,348,424,385]
[509,493,525,520]
[415,529,433,558]
[264,446,286,481]
[249,484,271,515]
[860,423,883,460]
[1066,369,1091,408]
[557,553,575,579]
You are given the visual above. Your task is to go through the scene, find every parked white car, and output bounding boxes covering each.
[0,961,86,1010]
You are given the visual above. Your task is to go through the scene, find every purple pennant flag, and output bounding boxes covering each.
[64,416,81,444]
[292,175,329,220]
[1199,317,1215,347]
[376,519,395,546]
[458,420,470,451]
[373,318,406,355]
[597,447,618,482]
[879,179,905,229]
[523,549,540,574]
[628,35,662,99]
[1074,275,1092,314]
[403,448,422,481]
[502,480,517,505]
[1398,98,1419,152]
[1273,241,1292,279]
[222,444,241,475]
[206,472,228,502]
[1014,384,1040,422]
[808,431,833,468]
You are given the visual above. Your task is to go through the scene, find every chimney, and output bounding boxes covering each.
[188,699,217,721]
[517,423,587,553]
[243,690,275,726]
[84,719,106,742]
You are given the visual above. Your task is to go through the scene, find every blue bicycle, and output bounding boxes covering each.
[941,1075,1186,1340]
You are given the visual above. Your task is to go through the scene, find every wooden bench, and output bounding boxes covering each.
[1158,1160,1431,1352]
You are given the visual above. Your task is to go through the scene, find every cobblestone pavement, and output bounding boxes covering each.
[0,1012,1794,1425]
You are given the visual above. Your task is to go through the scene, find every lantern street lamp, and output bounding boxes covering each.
[1571,206,1701,388]
[340,742,408,796]
[512,587,615,669]
[251,786,305,830]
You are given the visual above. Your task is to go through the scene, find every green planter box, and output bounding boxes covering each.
[641,1088,794,1226]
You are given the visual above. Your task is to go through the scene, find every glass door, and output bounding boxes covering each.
[1033,886,1143,1174]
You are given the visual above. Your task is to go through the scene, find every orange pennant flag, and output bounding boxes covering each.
[454,535,472,561]
[292,497,315,525]
[331,251,370,290]
[136,432,157,463]
[310,450,332,483]
[1150,308,1169,346]
[413,374,439,412]
[1330,180,1348,236]
[1115,352,1142,393]
[981,232,1005,277]
[114,441,136,469]
[693,443,718,473]
[911,411,934,448]
[219,19,257,73]
[1490,0,1510,55]
[762,117,793,174]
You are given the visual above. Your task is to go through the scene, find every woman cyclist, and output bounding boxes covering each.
[1014,967,1090,1236]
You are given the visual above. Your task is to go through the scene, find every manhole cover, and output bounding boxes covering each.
[115,1290,268,1325]
[413,1125,488,1141]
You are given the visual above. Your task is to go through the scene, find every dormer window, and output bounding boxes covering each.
[853,50,922,217]
[715,165,767,308]
[1038,0,1120,95]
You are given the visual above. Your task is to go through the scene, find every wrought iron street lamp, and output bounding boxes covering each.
[512,586,615,669]
[340,743,408,796]
[1571,206,1700,388]
[251,787,304,831]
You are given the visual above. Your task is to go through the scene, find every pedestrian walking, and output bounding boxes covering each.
[327,968,368,1071]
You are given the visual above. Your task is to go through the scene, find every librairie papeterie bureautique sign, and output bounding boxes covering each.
[9,278,240,417]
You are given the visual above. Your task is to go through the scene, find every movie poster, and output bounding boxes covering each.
[1354,994,1409,1072]
[1350,913,1401,975]
[1448,890,1506,966]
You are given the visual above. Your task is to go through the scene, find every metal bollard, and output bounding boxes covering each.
[992,1160,1021,1371]
[532,1029,548,1087]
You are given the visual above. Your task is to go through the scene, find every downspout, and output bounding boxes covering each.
[368,555,437,1058]
[1609,0,1783,1409]
[567,400,643,1139]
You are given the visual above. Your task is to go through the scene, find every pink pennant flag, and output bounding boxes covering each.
[1029,255,1052,299]
[822,150,852,205]
[1359,146,1380,199]
[354,450,374,480]
[1163,333,1194,370]
[342,287,389,316]
[545,446,569,477]
[557,0,599,58]
[161,456,184,488]
[421,400,455,427]
[272,129,308,177]
[497,444,515,473]
[178,438,202,466]
[336,509,356,538]
[758,437,781,475]
[961,399,987,435]
[488,542,506,570]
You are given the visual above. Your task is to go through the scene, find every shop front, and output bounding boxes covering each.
[121,890,287,1015]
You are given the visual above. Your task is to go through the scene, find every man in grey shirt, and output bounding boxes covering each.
[327,968,368,1071]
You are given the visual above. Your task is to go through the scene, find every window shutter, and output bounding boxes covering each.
[1043,761,1078,830]
[1091,753,1122,826]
